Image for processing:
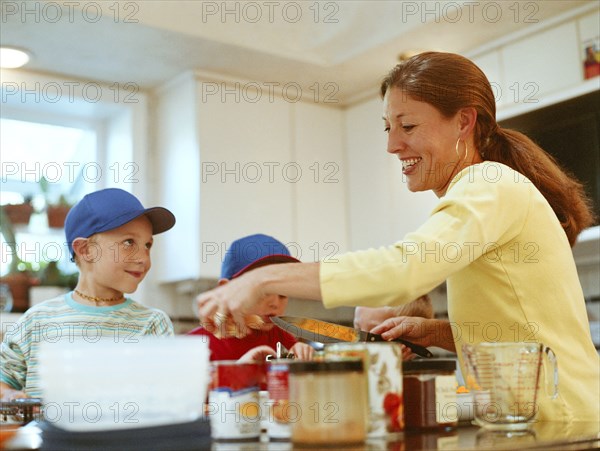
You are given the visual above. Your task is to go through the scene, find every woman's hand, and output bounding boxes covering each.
[197,262,321,337]
[289,342,314,361]
[196,272,267,338]
[370,317,456,353]
[238,345,277,363]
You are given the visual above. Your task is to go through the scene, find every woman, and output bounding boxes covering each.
[197,52,599,422]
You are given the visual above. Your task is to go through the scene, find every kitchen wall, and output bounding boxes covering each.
[153,5,599,330]
[3,5,598,332]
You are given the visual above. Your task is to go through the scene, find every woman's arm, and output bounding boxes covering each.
[197,262,322,333]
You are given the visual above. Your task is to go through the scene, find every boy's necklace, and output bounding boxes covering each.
[74,289,125,306]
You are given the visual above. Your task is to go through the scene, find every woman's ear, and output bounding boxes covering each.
[458,107,478,138]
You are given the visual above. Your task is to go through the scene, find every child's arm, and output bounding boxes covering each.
[237,345,277,363]
[0,381,27,402]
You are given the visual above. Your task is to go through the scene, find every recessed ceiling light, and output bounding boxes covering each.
[398,50,424,62]
[0,47,31,68]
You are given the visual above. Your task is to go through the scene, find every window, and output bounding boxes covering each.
[1,118,97,277]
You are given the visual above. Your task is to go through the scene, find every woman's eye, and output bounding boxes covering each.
[402,124,416,132]
[123,239,134,247]
[145,242,153,250]
[384,126,390,133]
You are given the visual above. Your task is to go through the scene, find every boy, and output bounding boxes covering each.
[0,188,176,401]
[189,234,313,361]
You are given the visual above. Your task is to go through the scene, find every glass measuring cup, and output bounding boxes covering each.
[462,342,558,431]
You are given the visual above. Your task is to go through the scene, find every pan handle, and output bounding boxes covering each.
[365,333,433,358]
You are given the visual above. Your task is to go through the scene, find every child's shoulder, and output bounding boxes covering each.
[15,294,70,323]
[25,294,69,312]
[124,299,170,319]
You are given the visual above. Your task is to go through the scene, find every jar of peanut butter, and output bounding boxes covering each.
[288,360,368,445]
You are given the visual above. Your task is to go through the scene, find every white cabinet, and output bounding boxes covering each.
[154,74,347,281]
[470,8,598,118]
[501,21,581,103]
[154,74,202,282]
[196,81,295,277]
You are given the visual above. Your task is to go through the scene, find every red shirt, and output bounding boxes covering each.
[187,326,297,361]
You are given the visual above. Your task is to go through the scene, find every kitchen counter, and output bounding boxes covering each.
[3,420,599,450]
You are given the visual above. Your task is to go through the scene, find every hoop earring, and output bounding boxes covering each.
[455,139,468,161]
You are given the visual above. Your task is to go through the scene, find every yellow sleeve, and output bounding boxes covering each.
[320,163,532,308]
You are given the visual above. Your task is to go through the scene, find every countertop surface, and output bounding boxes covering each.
[2,420,599,450]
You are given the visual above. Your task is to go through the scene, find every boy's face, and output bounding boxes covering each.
[83,216,153,294]
[259,293,288,331]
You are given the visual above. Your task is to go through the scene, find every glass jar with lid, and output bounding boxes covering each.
[288,359,368,446]
[403,359,458,430]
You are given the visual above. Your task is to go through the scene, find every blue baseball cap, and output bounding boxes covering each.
[65,188,175,255]
[221,234,300,279]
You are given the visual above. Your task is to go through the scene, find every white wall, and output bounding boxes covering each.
[344,97,439,251]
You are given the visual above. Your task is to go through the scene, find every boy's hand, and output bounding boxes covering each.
[0,382,27,402]
[289,342,314,361]
[238,345,276,363]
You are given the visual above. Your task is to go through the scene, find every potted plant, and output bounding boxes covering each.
[46,195,72,228]
[0,208,36,312]
[38,261,78,289]
[1,195,34,226]
[39,177,72,229]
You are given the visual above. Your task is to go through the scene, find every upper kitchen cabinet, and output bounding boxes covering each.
[153,73,347,282]
[501,21,580,101]
[471,6,599,117]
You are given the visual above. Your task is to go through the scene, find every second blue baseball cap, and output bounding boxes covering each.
[221,234,300,279]
[65,188,175,255]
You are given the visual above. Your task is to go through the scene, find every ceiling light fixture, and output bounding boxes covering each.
[0,47,31,68]
[398,50,425,62]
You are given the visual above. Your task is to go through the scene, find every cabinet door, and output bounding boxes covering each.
[197,81,294,278]
[501,22,580,104]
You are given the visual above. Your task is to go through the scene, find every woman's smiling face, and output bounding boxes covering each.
[383,88,466,197]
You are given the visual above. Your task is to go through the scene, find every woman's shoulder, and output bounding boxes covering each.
[449,161,534,196]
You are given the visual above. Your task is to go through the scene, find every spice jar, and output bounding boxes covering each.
[403,359,458,430]
[288,360,368,446]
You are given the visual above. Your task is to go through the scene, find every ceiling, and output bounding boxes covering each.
[0,0,594,104]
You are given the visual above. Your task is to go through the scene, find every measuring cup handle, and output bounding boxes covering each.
[544,346,559,399]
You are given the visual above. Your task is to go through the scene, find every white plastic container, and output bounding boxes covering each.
[38,336,210,431]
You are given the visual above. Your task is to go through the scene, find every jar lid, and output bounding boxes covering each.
[403,358,456,372]
[288,359,363,373]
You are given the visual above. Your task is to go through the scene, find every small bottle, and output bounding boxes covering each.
[288,360,368,446]
[403,359,458,430]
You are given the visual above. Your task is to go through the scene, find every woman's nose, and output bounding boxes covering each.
[387,130,405,154]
